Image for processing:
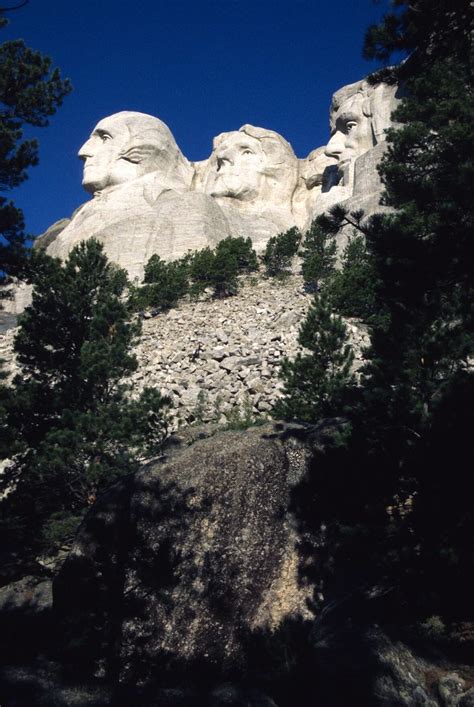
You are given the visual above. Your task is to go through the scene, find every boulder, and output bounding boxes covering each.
[53,422,324,688]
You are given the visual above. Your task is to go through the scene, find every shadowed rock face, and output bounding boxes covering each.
[54,423,316,687]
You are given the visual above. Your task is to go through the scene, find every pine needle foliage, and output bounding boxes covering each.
[325,233,380,323]
[275,293,355,422]
[129,254,190,312]
[290,0,474,620]
[300,217,337,291]
[188,237,258,299]
[262,227,301,277]
[0,15,71,296]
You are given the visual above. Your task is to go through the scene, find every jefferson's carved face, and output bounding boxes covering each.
[205,133,266,201]
[324,93,374,171]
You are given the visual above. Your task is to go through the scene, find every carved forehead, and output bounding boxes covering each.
[239,124,295,164]
[213,130,261,153]
[212,124,295,165]
[92,111,176,147]
[330,93,369,129]
[329,79,399,139]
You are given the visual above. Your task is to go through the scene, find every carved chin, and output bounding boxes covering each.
[82,178,100,194]
[82,169,108,194]
[210,180,258,202]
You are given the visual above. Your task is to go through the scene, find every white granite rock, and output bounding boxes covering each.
[46,112,230,281]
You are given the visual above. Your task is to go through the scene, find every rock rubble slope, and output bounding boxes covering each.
[0,272,370,429]
[128,272,370,427]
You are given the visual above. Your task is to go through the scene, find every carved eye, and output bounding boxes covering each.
[100,133,112,142]
[346,121,357,133]
[242,149,254,156]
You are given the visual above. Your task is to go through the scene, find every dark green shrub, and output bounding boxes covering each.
[262,227,301,277]
[274,293,355,422]
[129,255,189,312]
[189,237,258,299]
[188,246,216,298]
[211,246,239,297]
[131,237,258,307]
[215,236,258,273]
[1,240,171,558]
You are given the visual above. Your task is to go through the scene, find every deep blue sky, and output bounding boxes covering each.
[3,0,388,237]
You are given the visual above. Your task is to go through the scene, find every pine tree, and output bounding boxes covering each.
[1,241,170,563]
[129,254,190,312]
[275,293,355,422]
[189,237,258,299]
[292,0,474,619]
[262,227,301,278]
[300,217,337,291]
[356,0,474,614]
[325,232,380,322]
[0,13,71,298]
[215,236,258,273]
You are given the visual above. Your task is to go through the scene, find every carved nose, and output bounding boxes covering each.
[78,139,93,160]
[216,155,233,171]
[325,133,344,158]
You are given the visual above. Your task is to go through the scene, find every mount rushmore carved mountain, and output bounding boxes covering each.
[4,74,400,315]
[35,75,400,281]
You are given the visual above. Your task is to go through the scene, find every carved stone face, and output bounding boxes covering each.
[205,132,266,201]
[324,93,374,173]
[203,125,298,210]
[303,147,339,190]
[78,111,191,195]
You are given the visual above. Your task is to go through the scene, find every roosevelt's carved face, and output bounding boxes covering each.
[78,111,191,195]
[324,93,374,174]
[303,147,339,190]
[205,132,266,201]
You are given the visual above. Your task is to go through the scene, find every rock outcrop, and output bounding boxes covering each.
[45,112,226,281]
[54,421,321,688]
[40,77,400,273]
[198,124,300,247]
[310,593,474,706]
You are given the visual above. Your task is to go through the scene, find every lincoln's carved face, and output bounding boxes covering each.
[78,111,190,195]
[205,132,266,201]
[324,93,374,172]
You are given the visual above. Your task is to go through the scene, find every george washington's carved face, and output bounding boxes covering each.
[78,111,189,195]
